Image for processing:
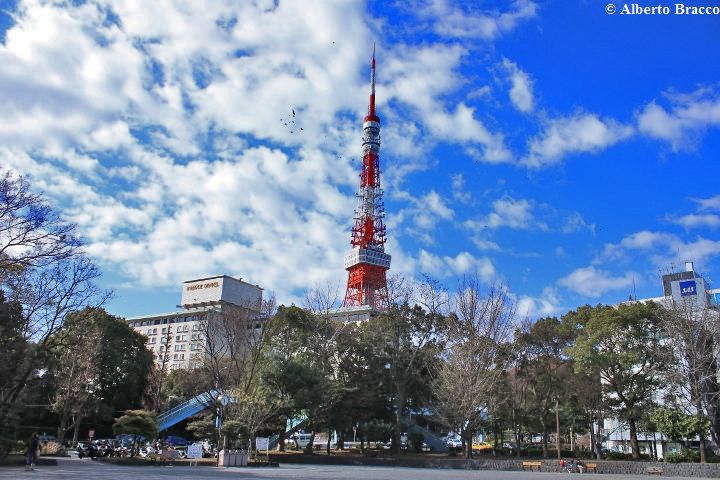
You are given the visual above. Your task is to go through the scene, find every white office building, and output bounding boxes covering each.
[126,275,264,370]
[603,262,720,458]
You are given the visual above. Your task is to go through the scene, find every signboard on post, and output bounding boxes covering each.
[256,436,270,463]
[187,443,203,459]
[255,437,269,451]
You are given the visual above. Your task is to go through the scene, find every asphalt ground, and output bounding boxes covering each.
[0,457,714,479]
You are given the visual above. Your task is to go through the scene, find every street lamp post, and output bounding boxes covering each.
[215,394,224,466]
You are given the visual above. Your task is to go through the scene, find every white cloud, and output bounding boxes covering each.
[472,238,502,251]
[637,87,720,150]
[670,213,720,229]
[421,0,538,40]
[433,103,512,164]
[694,194,720,211]
[524,113,634,167]
[417,250,496,280]
[599,230,720,269]
[0,0,518,306]
[391,189,454,244]
[562,211,596,234]
[450,173,471,203]
[467,196,545,231]
[558,266,636,298]
[516,286,564,319]
[501,58,534,113]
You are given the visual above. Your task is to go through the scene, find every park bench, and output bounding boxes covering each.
[585,462,598,473]
[362,448,381,458]
[646,466,663,475]
[522,460,542,471]
[148,450,177,462]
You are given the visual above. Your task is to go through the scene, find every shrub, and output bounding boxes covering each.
[665,449,699,463]
[40,441,66,456]
[408,432,424,453]
[0,438,12,460]
[605,451,634,461]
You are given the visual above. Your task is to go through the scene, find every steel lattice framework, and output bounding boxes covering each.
[343,46,391,310]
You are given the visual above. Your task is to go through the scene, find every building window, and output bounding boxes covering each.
[161,327,167,334]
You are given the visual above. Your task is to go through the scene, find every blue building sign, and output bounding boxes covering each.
[680,280,697,296]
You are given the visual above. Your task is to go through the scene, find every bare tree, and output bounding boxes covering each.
[0,170,108,430]
[432,277,515,458]
[146,324,174,412]
[50,323,101,442]
[0,256,108,425]
[0,171,80,271]
[202,293,276,392]
[659,300,719,462]
[386,273,414,308]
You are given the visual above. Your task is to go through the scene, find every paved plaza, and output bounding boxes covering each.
[0,458,716,480]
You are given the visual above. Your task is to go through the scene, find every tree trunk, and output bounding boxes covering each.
[628,419,639,460]
[589,419,599,460]
[593,419,603,460]
[57,411,69,442]
[699,430,707,463]
[492,423,498,457]
[393,390,406,454]
[326,429,331,456]
[338,431,345,450]
[555,398,561,460]
[708,403,720,454]
[72,416,81,445]
[304,432,315,454]
[463,431,472,459]
[541,421,548,458]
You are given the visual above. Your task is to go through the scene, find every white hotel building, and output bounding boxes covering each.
[126,275,264,370]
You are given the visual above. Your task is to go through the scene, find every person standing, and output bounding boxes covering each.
[25,432,39,471]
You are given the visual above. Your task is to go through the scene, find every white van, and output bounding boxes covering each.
[291,433,313,449]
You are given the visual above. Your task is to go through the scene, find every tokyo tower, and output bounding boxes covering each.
[342,45,391,310]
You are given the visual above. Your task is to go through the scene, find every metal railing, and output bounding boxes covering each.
[158,389,218,431]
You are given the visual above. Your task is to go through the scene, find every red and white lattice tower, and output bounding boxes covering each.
[342,45,391,310]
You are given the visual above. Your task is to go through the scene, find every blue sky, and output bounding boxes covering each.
[0,0,718,318]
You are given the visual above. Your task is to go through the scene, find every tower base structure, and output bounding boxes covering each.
[329,304,377,323]
[342,247,390,311]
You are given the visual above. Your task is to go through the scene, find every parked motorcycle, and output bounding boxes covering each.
[76,442,97,459]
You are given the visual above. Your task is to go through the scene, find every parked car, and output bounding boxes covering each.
[472,441,492,451]
[446,437,462,450]
[165,435,188,447]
